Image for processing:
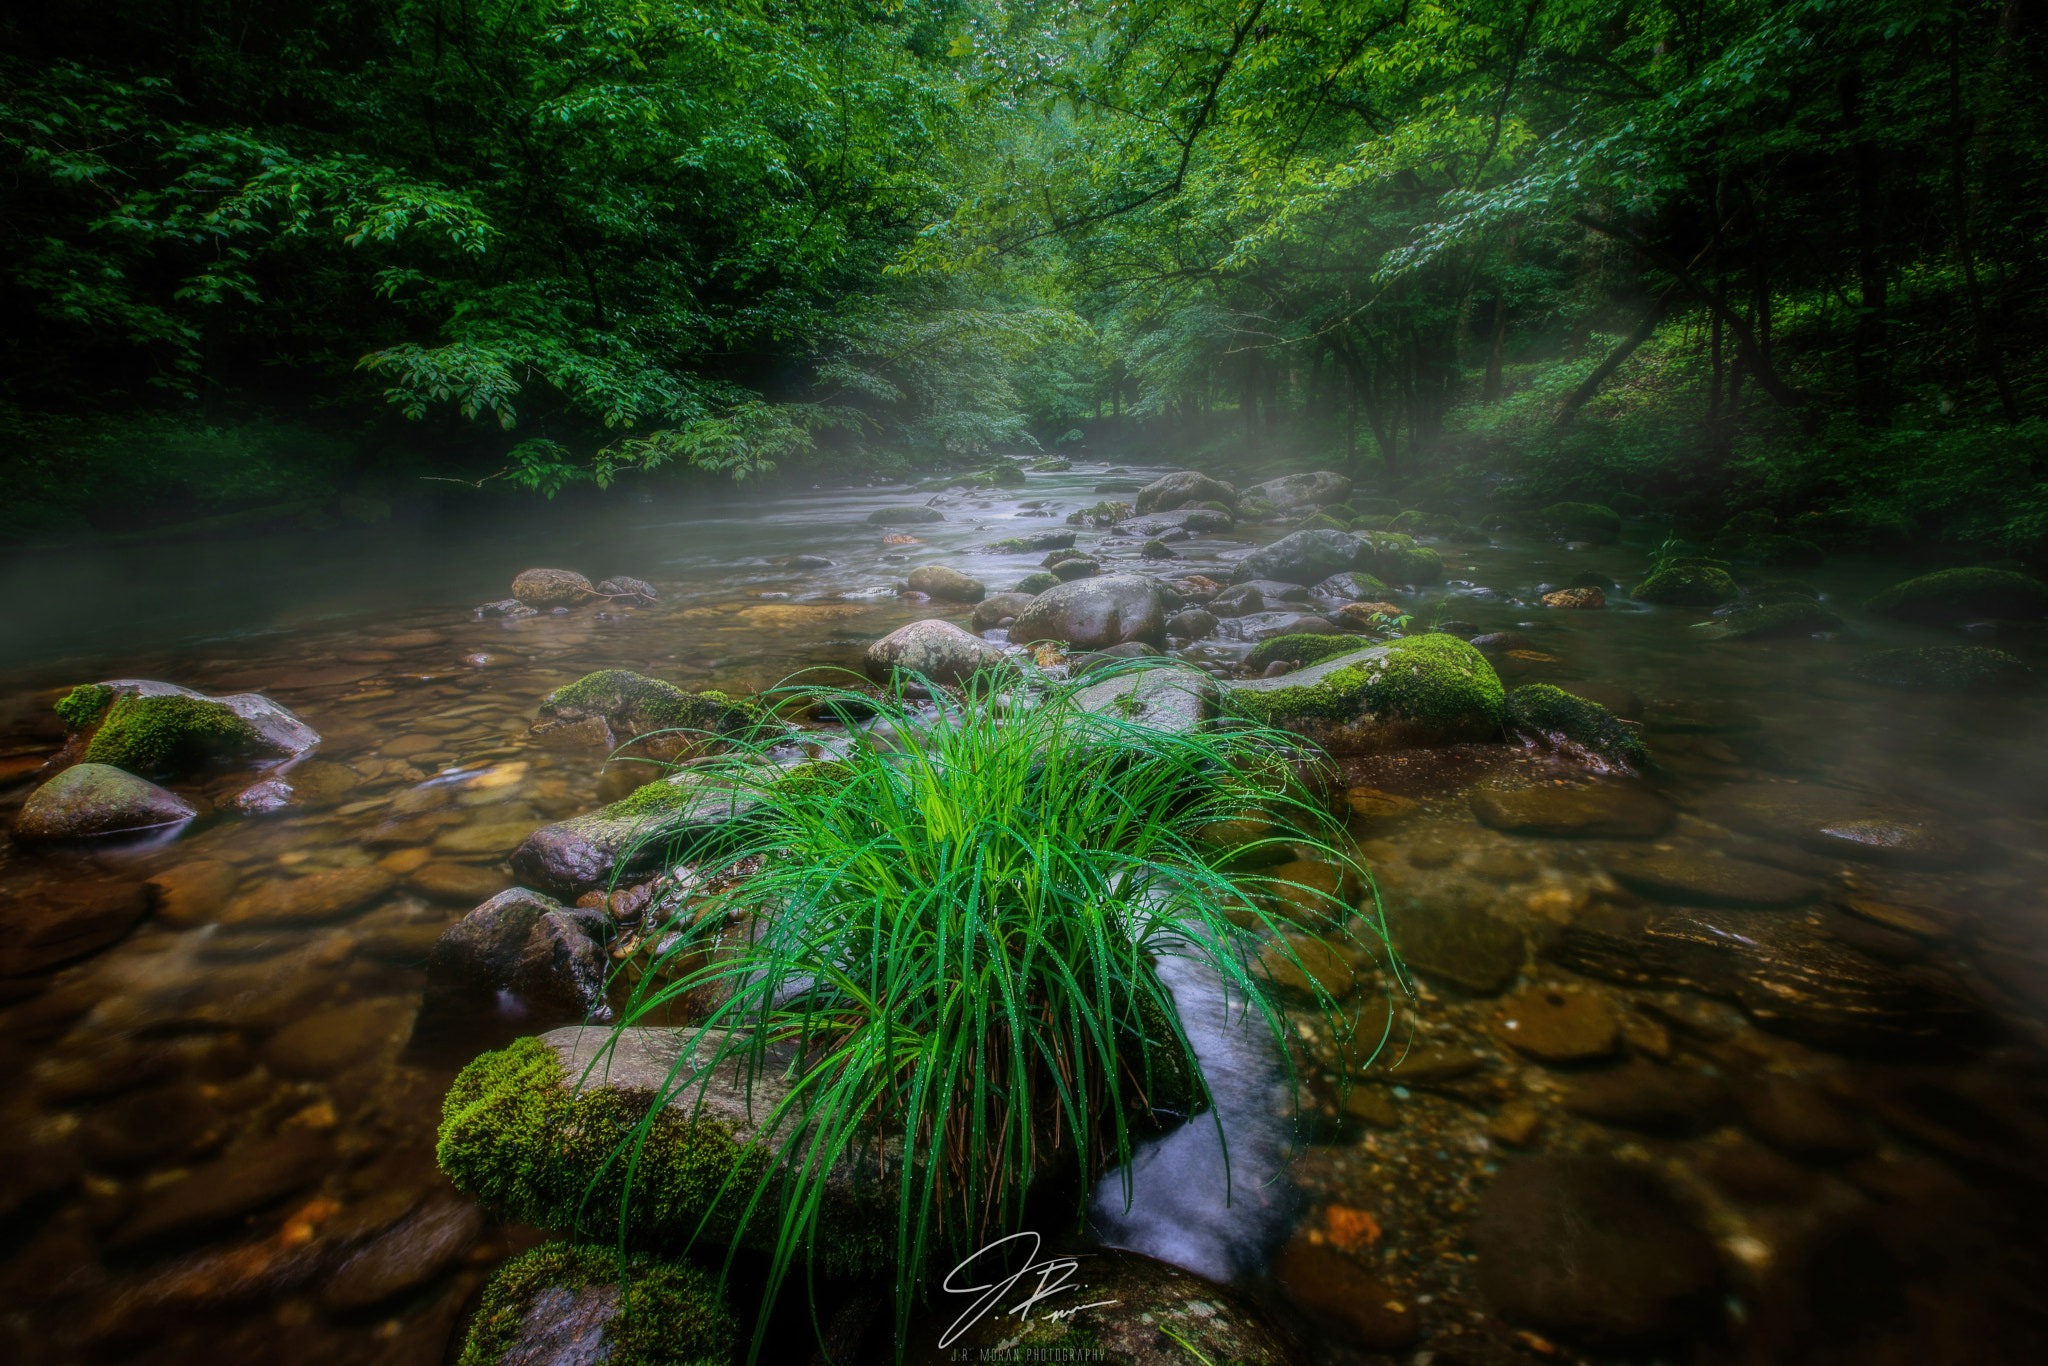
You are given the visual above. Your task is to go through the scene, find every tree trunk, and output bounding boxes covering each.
[1553,284,1682,425]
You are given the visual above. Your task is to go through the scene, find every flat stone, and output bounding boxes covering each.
[1562,1060,1730,1133]
[13,763,197,841]
[410,861,514,903]
[0,881,152,975]
[1491,985,1621,1061]
[433,820,537,856]
[1835,896,1956,939]
[322,1198,484,1310]
[1730,1073,1869,1156]
[1693,782,1970,868]
[1272,1234,1419,1351]
[1071,664,1216,735]
[1385,899,1524,995]
[1470,784,1674,839]
[219,867,397,926]
[1257,935,1356,998]
[78,1086,219,1168]
[1371,1045,1488,1082]
[1702,1141,1821,1204]
[1603,849,1820,908]
[109,1129,333,1248]
[263,997,415,1078]
[1475,1156,1719,1345]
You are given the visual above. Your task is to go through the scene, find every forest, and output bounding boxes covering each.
[4,0,2047,558]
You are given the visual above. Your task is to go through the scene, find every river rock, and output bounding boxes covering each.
[14,763,197,841]
[1072,662,1216,736]
[1244,471,1352,511]
[1547,904,1988,1052]
[1470,784,1674,838]
[971,592,1036,630]
[78,1086,220,1169]
[1208,583,1265,617]
[1272,1234,1419,1350]
[1116,507,1235,536]
[1693,782,1970,869]
[1694,598,1842,639]
[1072,640,1163,675]
[422,889,610,1025]
[1135,470,1237,514]
[594,576,656,603]
[1850,644,2034,690]
[1047,554,1100,580]
[1504,683,1647,771]
[109,1129,333,1249]
[1603,848,1820,908]
[1542,586,1606,609]
[1731,1073,1870,1156]
[1229,529,1365,586]
[1223,634,1505,755]
[863,618,1014,685]
[530,669,765,759]
[62,680,321,773]
[145,861,240,927]
[219,866,396,926]
[1165,608,1219,639]
[984,529,1075,553]
[1632,564,1742,606]
[1864,566,2048,623]
[1258,935,1356,998]
[510,773,768,899]
[1385,898,1524,995]
[1009,572,1167,650]
[410,861,513,903]
[454,1245,736,1366]
[905,563,985,602]
[1473,1156,1719,1345]
[1564,1059,1730,1133]
[1491,985,1621,1061]
[867,505,943,525]
[264,997,416,1078]
[475,599,538,618]
[322,1198,485,1310]
[0,880,152,975]
[511,568,595,607]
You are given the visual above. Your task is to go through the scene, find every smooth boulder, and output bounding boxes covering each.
[511,568,595,607]
[421,888,611,1025]
[14,763,197,840]
[862,619,1014,685]
[1009,572,1168,650]
[1134,470,1237,514]
[905,563,985,602]
[1243,471,1352,510]
[1228,529,1364,587]
[1864,566,2048,623]
[1224,634,1505,754]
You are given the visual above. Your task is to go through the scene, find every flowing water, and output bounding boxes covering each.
[2,461,2046,1365]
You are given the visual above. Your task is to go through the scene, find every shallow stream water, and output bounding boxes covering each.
[2,461,2046,1365]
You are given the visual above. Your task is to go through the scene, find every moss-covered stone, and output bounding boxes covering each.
[82,692,262,778]
[437,1032,890,1274]
[54,683,114,732]
[457,1244,735,1366]
[1315,570,1396,600]
[1536,502,1622,543]
[1504,684,1647,772]
[1850,645,2036,691]
[1692,599,1843,640]
[1351,515,1395,531]
[1864,567,2048,623]
[1225,634,1504,754]
[1631,565,1742,606]
[1012,572,1060,594]
[534,670,766,758]
[1359,531,1445,585]
[867,506,943,525]
[1243,634,1372,672]
[982,462,1028,486]
[1321,503,1359,521]
[1390,510,1461,539]
[1295,512,1350,533]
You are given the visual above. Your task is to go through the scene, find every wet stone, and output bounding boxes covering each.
[410,861,514,903]
[1491,985,1621,1061]
[1385,899,1524,995]
[1343,1086,1401,1128]
[13,763,197,841]
[1603,848,1821,908]
[1702,1140,1822,1204]
[1731,1072,1869,1156]
[1258,935,1356,999]
[1562,1059,1730,1134]
[1470,783,1674,839]
[78,1086,220,1169]
[0,881,152,975]
[110,1129,333,1248]
[421,888,610,1025]
[263,997,415,1078]
[322,1198,484,1310]
[1372,1045,1488,1083]
[1272,1234,1420,1351]
[1474,1156,1720,1345]
[219,867,397,926]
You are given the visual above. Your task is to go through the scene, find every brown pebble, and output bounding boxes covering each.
[146,861,240,927]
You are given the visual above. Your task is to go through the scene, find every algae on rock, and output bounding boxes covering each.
[1504,684,1647,772]
[457,1243,737,1366]
[1225,634,1505,754]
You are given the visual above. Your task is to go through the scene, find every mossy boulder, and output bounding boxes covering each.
[511,568,596,607]
[905,564,985,602]
[1535,502,1622,544]
[14,762,199,841]
[1295,512,1351,533]
[985,529,1075,554]
[982,462,1028,486]
[457,1243,736,1366]
[1013,572,1060,594]
[1632,565,1742,606]
[1390,511,1462,539]
[79,692,262,779]
[437,1028,891,1273]
[1850,645,2035,691]
[1134,470,1237,514]
[1504,684,1647,772]
[1242,634,1372,672]
[1359,531,1445,585]
[531,670,767,759]
[867,505,943,525]
[1864,567,2048,623]
[510,771,769,898]
[1224,634,1505,754]
[1351,515,1396,531]
[1312,571,1396,601]
[1692,600,1843,640]
[1320,503,1359,521]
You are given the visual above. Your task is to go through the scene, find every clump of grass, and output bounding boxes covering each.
[592,660,1402,1358]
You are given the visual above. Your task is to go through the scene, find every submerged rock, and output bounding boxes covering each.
[1491,985,1621,1061]
[1693,782,1972,869]
[1504,683,1646,772]
[323,1198,484,1311]
[867,505,943,525]
[422,888,611,1026]
[904,563,985,602]
[1603,848,1821,908]
[1864,566,2048,623]
[863,618,1015,685]
[1473,1156,1719,1346]
[455,1243,735,1366]
[1223,635,1505,755]
[983,529,1075,553]
[594,575,657,603]
[1632,564,1742,606]
[437,1026,893,1269]
[1694,598,1842,639]
[1385,897,1525,995]
[1243,471,1352,511]
[1469,783,1674,839]
[0,880,152,974]
[1533,502,1623,544]
[1134,470,1237,514]
[1009,572,1168,650]
[511,568,596,607]
[13,763,197,841]
[1562,1060,1730,1134]
[1850,644,2035,690]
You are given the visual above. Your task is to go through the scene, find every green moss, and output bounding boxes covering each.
[1632,565,1742,606]
[982,463,1028,486]
[436,1037,886,1273]
[1850,645,2035,691]
[1320,503,1358,521]
[1230,633,1504,729]
[543,670,763,737]
[1536,501,1622,543]
[1351,515,1395,531]
[53,683,114,732]
[1504,683,1647,771]
[457,1244,736,1366]
[1321,571,1394,599]
[1864,567,2048,622]
[985,537,1031,553]
[1295,512,1349,533]
[1693,600,1843,640]
[1360,531,1444,585]
[81,692,259,778]
[1013,572,1059,594]
[1199,500,1235,514]
[1243,634,1371,671]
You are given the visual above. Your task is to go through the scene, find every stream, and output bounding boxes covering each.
[2,459,2046,1365]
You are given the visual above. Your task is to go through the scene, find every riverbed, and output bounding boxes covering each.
[2,460,2045,1366]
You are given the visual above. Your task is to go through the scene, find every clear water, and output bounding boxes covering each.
[2,461,2045,1365]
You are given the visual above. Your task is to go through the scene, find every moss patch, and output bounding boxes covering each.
[1692,599,1842,640]
[436,1037,886,1274]
[542,670,764,739]
[456,1243,736,1366]
[1632,565,1742,606]
[1012,572,1059,594]
[54,683,114,732]
[82,692,259,778]
[1359,531,1445,585]
[1243,634,1372,672]
[1230,633,1504,731]
[1504,684,1647,771]
[1864,567,2048,622]
[1850,645,2035,691]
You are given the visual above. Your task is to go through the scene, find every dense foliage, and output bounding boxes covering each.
[5,0,2047,550]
